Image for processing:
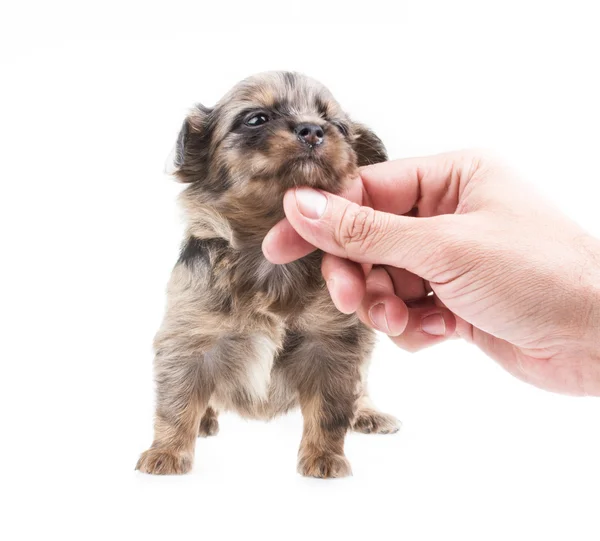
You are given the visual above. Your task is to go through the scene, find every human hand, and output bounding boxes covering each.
[262,152,600,396]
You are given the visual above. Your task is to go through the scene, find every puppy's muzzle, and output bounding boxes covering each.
[295,123,324,148]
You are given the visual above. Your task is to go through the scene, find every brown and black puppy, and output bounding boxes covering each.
[136,71,399,479]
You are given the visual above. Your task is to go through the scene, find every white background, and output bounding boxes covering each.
[1,1,599,540]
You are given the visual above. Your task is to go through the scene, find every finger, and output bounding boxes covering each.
[321,254,366,314]
[282,187,462,280]
[352,276,457,350]
[355,267,410,336]
[321,256,373,314]
[388,306,457,352]
[262,174,365,264]
[355,268,455,341]
[262,217,316,264]
[383,266,429,301]
[358,151,482,216]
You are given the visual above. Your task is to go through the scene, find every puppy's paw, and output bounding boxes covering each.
[198,415,219,437]
[135,448,193,475]
[298,451,352,479]
[352,410,401,434]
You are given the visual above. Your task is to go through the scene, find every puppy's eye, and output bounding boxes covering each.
[245,114,269,127]
[331,120,349,137]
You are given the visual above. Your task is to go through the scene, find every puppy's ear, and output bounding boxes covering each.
[173,117,189,170]
[351,122,388,167]
[167,104,213,183]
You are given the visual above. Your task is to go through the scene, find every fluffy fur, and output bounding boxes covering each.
[136,71,398,478]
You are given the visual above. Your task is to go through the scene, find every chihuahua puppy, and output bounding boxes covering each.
[136,71,399,478]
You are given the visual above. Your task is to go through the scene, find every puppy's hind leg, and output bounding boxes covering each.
[136,354,214,475]
[198,406,219,437]
[351,351,400,434]
[352,393,401,435]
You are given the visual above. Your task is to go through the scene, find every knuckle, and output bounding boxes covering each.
[337,204,380,256]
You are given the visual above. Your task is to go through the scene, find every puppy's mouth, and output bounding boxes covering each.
[287,150,327,171]
[276,150,345,192]
[296,148,324,162]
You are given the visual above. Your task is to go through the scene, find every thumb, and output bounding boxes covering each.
[283,187,456,280]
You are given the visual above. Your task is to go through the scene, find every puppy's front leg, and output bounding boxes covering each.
[297,389,355,479]
[292,334,362,479]
[136,354,213,475]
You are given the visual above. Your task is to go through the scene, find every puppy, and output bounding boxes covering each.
[136,71,399,478]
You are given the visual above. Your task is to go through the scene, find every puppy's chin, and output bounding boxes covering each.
[290,163,355,195]
[267,150,356,195]
[291,162,343,193]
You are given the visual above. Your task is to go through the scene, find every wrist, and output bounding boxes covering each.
[584,240,600,360]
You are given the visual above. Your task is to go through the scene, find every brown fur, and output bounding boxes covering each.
[136,72,398,479]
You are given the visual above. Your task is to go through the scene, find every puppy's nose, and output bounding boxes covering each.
[295,123,325,147]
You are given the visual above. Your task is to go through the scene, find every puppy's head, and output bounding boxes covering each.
[174,72,387,239]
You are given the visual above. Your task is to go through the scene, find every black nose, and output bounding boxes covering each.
[295,123,325,147]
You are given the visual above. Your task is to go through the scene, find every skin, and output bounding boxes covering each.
[262,151,600,396]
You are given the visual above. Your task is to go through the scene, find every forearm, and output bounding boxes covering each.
[589,270,600,361]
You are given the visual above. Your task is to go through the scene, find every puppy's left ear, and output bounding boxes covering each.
[165,104,213,182]
[351,122,388,166]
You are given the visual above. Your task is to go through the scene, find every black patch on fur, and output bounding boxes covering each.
[177,236,229,269]
[177,236,211,268]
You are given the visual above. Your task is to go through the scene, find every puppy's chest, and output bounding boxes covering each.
[218,249,323,316]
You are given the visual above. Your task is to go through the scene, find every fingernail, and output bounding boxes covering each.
[261,230,274,259]
[326,278,336,293]
[295,187,327,219]
[421,313,446,336]
[369,303,390,333]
